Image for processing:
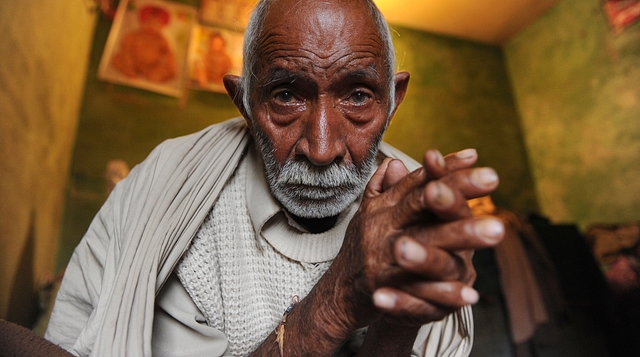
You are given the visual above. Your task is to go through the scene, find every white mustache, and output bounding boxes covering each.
[276,160,361,189]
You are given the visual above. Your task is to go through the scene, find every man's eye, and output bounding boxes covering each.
[275,90,295,103]
[349,91,370,104]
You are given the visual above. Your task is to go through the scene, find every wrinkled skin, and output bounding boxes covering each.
[223,0,505,355]
[334,152,499,328]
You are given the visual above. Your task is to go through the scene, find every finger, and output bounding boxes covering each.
[459,249,477,285]
[388,166,499,227]
[422,150,447,179]
[365,158,419,198]
[397,217,505,252]
[443,148,478,171]
[373,288,453,322]
[365,157,393,197]
[389,177,468,227]
[373,166,428,209]
[400,282,479,307]
[392,219,503,283]
[383,178,455,228]
[372,283,477,317]
[392,237,468,282]
[373,149,455,204]
[439,167,500,200]
[374,163,499,234]
[422,149,478,178]
[383,159,410,191]
[420,167,500,221]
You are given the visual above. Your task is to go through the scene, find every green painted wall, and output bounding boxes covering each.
[504,0,640,229]
[57,16,539,270]
[386,26,538,213]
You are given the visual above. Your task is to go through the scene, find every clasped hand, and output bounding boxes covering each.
[330,148,505,330]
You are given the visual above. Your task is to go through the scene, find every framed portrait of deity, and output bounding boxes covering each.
[603,0,640,33]
[187,24,244,93]
[98,0,197,97]
[199,0,257,30]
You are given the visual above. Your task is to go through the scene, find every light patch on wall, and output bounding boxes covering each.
[580,122,615,165]
[617,90,639,108]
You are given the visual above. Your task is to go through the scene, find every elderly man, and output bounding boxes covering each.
[45,0,504,356]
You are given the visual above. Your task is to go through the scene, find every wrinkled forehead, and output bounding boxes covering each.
[254,0,386,74]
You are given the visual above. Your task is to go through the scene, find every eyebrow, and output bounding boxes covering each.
[343,65,380,80]
[260,64,381,89]
[263,68,301,87]
[345,68,379,81]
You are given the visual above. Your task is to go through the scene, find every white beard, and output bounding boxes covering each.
[253,128,381,219]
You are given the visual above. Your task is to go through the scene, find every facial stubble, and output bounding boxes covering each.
[252,125,383,219]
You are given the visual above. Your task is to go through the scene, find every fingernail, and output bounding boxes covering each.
[474,218,504,243]
[471,168,498,187]
[435,150,445,168]
[432,181,454,208]
[401,239,427,264]
[456,148,476,159]
[461,287,479,304]
[373,290,396,309]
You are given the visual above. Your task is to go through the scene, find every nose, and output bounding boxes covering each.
[296,97,347,166]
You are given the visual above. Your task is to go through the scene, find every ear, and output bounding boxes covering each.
[390,71,410,118]
[223,74,249,119]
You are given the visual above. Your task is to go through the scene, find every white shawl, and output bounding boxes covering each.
[46,117,472,357]
[47,118,251,356]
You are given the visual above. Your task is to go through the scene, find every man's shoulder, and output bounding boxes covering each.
[379,142,421,172]
[127,117,249,182]
[158,117,247,150]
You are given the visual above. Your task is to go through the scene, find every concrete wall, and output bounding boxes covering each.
[0,1,96,324]
[504,0,640,228]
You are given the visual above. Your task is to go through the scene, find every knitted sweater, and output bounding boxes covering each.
[177,152,336,355]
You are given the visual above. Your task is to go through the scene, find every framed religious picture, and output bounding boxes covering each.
[187,24,244,93]
[98,0,196,97]
[603,0,640,33]
[199,0,257,30]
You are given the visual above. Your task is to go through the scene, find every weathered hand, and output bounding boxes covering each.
[330,148,504,330]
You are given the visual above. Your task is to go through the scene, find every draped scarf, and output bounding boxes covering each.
[72,118,250,356]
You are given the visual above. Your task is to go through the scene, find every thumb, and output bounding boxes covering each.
[383,159,410,191]
[365,158,411,198]
[365,158,393,198]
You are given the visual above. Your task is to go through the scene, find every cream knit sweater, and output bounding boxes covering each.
[177,153,338,356]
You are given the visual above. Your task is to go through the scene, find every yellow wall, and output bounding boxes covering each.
[505,0,640,228]
[0,1,96,324]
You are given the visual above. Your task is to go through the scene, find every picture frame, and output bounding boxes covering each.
[98,0,197,97]
[187,24,244,93]
[603,0,640,33]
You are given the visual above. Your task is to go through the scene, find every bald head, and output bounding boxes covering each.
[239,0,396,119]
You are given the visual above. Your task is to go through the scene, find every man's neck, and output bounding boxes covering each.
[290,214,340,234]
